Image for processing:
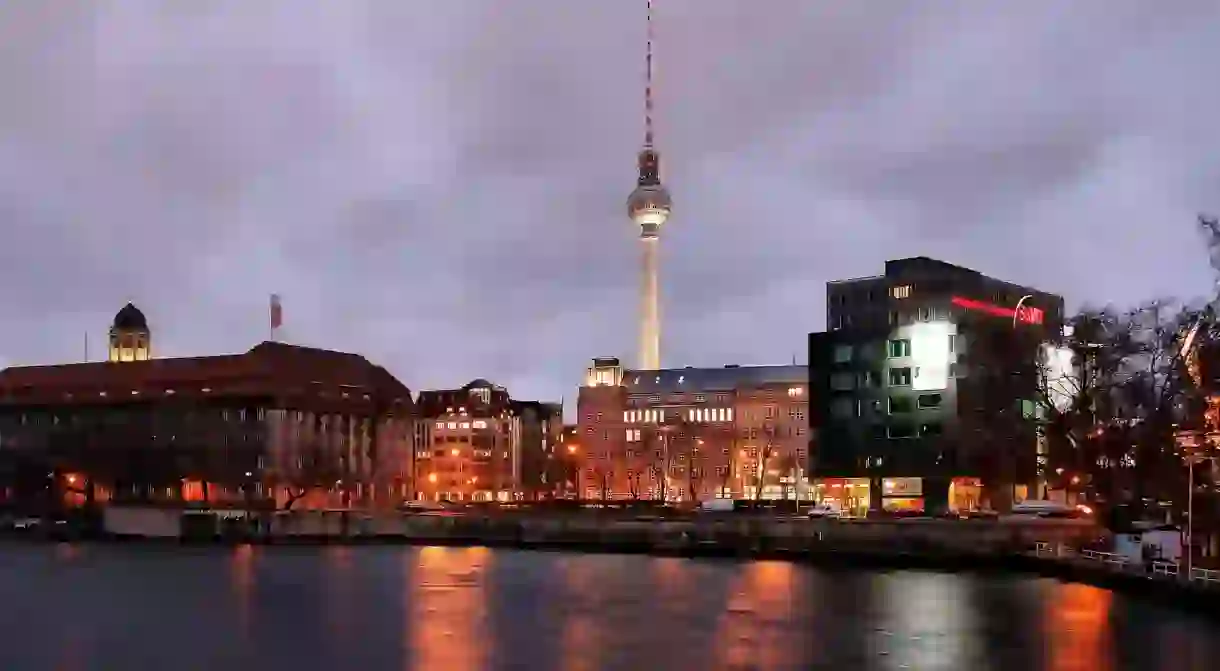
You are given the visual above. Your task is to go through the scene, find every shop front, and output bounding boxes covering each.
[815,477,870,517]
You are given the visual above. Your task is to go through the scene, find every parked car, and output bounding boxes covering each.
[806,503,842,519]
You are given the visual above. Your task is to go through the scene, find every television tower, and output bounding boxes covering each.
[627,0,672,371]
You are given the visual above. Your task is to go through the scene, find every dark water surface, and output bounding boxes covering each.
[0,542,1217,670]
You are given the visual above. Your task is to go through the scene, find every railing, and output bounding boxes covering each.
[1151,561,1178,578]
[1035,540,1220,590]
[1189,567,1220,585]
[1079,549,1131,569]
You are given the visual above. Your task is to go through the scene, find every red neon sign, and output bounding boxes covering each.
[951,296,1044,325]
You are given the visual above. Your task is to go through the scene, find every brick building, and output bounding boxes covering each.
[414,380,562,502]
[0,341,418,513]
[576,357,808,501]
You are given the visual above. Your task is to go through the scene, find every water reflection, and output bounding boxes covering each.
[407,546,490,671]
[872,572,978,671]
[1043,583,1114,671]
[714,560,802,670]
[2,543,1218,671]
[228,544,256,641]
[323,546,356,646]
[558,556,607,671]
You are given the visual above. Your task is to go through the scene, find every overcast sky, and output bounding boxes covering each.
[2,1,1219,407]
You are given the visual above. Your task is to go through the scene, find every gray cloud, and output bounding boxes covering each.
[2,0,1219,411]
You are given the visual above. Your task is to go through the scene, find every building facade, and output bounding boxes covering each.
[809,257,1064,515]
[577,357,808,501]
[0,341,418,513]
[414,380,562,502]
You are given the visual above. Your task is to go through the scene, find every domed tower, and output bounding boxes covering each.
[626,0,671,371]
[109,302,152,362]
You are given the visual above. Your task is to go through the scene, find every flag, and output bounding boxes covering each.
[270,294,283,330]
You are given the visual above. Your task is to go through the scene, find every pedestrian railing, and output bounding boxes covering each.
[1079,549,1131,569]
[1151,561,1178,578]
[1189,567,1220,585]
[1032,541,1220,590]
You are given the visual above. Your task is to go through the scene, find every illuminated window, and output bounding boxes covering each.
[787,386,804,398]
[447,422,457,429]
[917,394,943,409]
[887,339,911,358]
[472,420,487,429]
[888,368,912,386]
[891,285,912,299]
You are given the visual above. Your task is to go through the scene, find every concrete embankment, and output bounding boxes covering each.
[82,508,1220,618]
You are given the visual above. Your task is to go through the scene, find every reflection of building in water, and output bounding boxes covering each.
[109,302,152,362]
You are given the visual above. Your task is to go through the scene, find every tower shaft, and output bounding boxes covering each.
[639,236,661,371]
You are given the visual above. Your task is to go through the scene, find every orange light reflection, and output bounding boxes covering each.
[407,546,489,671]
[229,544,256,642]
[712,560,796,670]
[1044,583,1114,671]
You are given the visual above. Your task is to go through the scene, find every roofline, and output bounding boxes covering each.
[826,274,884,285]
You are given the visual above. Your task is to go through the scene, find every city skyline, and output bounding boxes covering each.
[1,1,1219,407]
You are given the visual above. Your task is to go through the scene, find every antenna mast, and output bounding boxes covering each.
[644,0,656,148]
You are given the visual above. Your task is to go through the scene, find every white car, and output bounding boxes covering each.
[806,503,841,519]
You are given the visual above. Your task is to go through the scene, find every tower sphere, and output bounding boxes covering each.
[628,183,672,234]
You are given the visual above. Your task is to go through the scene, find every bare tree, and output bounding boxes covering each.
[276,438,345,511]
[753,443,775,503]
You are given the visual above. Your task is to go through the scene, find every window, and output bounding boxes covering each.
[888,367,912,386]
[831,397,855,418]
[694,394,706,403]
[765,406,777,419]
[787,386,804,398]
[830,372,856,391]
[832,345,853,363]
[920,422,943,437]
[887,424,915,439]
[859,370,882,388]
[888,339,911,358]
[888,396,913,413]
[891,285,912,299]
[917,393,943,409]
[788,407,805,421]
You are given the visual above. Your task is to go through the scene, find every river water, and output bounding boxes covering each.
[0,542,1216,670]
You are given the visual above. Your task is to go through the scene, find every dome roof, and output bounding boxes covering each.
[465,378,494,389]
[112,302,148,331]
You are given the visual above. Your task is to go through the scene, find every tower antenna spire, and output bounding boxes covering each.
[644,0,655,149]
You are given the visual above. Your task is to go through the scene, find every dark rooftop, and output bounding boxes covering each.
[621,364,806,394]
